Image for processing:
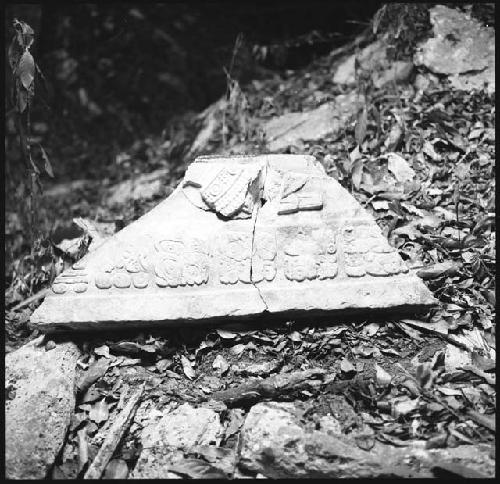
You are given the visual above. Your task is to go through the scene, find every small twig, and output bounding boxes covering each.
[400,321,470,351]
[212,368,326,406]
[77,428,89,473]
[84,383,145,479]
[10,287,49,311]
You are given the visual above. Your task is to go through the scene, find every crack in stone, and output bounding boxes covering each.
[250,162,270,312]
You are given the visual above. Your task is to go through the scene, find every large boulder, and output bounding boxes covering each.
[238,401,495,478]
[264,92,362,151]
[238,401,383,478]
[5,337,81,479]
[414,5,495,94]
[333,40,413,89]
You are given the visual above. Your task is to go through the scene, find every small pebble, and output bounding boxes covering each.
[45,340,56,351]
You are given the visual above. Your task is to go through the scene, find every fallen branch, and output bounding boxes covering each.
[211,368,327,406]
[10,288,49,311]
[400,320,470,351]
[84,383,145,479]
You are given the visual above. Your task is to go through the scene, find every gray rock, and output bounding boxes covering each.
[238,402,495,478]
[332,41,413,89]
[106,169,170,207]
[333,40,387,86]
[31,154,435,333]
[373,61,414,88]
[5,337,81,479]
[238,401,382,478]
[264,92,362,151]
[415,5,495,94]
[131,403,222,478]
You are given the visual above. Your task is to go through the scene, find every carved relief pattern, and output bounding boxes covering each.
[90,237,211,291]
[252,233,277,283]
[218,232,252,284]
[317,229,338,280]
[52,264,89,294]
[278,175,323,215]
[341,224,409,277]
[283,228,337,282]
[200,166,259,218]
[154,238,210,288]
[95,245,152,290]
[55,222,409,294]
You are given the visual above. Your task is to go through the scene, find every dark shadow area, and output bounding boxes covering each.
[5,1,382,180]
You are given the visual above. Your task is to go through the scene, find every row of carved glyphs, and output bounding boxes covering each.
[342,224,409,277]
[52,224,409,293]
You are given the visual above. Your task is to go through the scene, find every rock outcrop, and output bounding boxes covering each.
[5,337,81,479]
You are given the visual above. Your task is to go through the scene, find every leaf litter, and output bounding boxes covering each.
[5,10,496,479]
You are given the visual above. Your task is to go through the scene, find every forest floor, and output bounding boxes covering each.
[4,16,496,479]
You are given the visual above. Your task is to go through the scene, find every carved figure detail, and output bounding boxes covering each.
[341,223,407,277]
[154,237,210,288]
[344,253,366,277]
[284,254,318,281]
[219,232,252,284]
[283,233,320,281]
[252,233,277,283]
[198,166,261,218]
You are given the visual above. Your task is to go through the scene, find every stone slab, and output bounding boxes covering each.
[31,154,436,332]
[5,337,81,479]
[263,92,362,151]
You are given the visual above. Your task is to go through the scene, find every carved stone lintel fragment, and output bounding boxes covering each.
[31,154,437,332]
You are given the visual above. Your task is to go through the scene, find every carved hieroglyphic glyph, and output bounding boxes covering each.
[52,266,89,294]
[278,173,323,215]
[92,237,211,290]
[282,227,337,282]
[340,223,409,278]
[218,232,252,284]
[31,154,436,332]
[252,233,277,283]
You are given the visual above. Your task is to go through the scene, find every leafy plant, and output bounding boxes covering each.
[7,18,54,247]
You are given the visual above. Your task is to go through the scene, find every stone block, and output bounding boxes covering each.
[415,5,495,94]
[31,154,436,332]
[5,337,81,479]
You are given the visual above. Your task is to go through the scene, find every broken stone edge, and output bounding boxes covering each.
[31,275,435,333]
[31,154,437,333]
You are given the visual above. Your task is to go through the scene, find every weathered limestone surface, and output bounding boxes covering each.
[131,403,222,478]
[414,5,495,94]
[5,337,81,479]
[238,401,388,478]
[106,169,170,207]
[333,40,413,89]
[264,92,361,151]
[31,154,436,332]
[238,402,495,478]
